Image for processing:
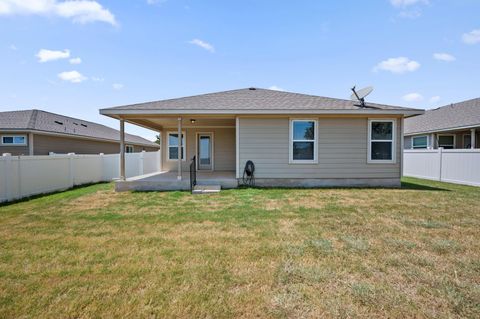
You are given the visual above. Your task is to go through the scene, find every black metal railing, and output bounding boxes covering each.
[189,156,197,193]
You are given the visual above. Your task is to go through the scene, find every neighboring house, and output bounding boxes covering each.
[100,88,423,190]
[0,110,159,156]
[404,98,480,149]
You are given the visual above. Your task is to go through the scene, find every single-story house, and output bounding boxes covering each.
[100,88,423,190]
[0,109,159,156]
[404,97,479,149]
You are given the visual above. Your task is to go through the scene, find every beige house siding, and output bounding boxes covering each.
[161,127,235,171]
[238,117,401,179]
[0,131,30,156]
[33,134,158,155]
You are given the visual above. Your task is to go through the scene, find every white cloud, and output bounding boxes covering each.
[429,96,441,104]
[69,57,82,64]
[56,1,116,25]
[0,0,50,14]
[268,85,284,91]
[189,39,215,53]
[462,29,480,45]
[398,9,422,19]
[112,83,124,90]
[373,57,420,74]
[390,0,428,18]
[390,0,428,7]
[0,2,9,13]
[403,93,424,102]
[146,0,167,4]
[58,70,87,83]
[8,44,17,50]
[91,76,104,82]
[433,53,456,62]
[36,49,70,62]
[0,0,116,26]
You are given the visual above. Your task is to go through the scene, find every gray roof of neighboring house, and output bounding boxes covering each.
[0,109,158,147]
[404,97,480,135]
[100,88,422,114]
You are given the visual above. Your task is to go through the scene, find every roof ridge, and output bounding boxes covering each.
[104,88,255,110]
[102,87,419,111]
[255,88,411,110]
[34,109,113,128]
[27,109,38,129]
[405,96,480,135]
[0,109,157,146]
[436,97,480,109]
[34,110,153,143]
[0,109,101,128]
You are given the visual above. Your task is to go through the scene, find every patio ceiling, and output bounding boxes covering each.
[120,116,236,132]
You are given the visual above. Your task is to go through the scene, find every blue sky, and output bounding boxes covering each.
[1,0,479,140]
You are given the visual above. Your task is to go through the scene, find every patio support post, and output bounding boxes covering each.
[177,117,182,180]
[471,129,476,149]
[28,133,34,155]
[120,119,126,181]
[400,117,404,177]
[235,116,240,179]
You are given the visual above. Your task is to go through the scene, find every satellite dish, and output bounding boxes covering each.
[350,86,374,107]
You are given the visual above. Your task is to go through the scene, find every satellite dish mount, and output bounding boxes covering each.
[351,85,373,108]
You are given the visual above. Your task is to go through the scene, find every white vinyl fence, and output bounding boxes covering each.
[0,150,161,203]
[404,149,480,187]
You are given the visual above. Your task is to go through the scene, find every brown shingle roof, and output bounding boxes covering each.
[404,98,480,135]
[0,109,158,147]
[101,88,422,113]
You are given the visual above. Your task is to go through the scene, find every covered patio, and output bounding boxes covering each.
[101,111,239,191]
[115,170,238,191]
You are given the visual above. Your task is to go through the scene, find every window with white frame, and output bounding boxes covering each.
[438,135,455,149]
[167,132,185,160]
[368,119,395,163]
[1,135,27,145]
[290,119,317,163]
[412,135,428,149]
[125,145,134,153]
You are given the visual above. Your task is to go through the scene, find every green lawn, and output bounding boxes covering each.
[0,177,479,318]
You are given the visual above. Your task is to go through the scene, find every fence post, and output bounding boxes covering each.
[2,153,13,202]
[99,153,105,181]
[17,155,23,199]
[438,147,443,182]
[139,151,145,175]
[68,153,75,187]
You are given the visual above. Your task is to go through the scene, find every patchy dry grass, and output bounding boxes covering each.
[0,177,479,318]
